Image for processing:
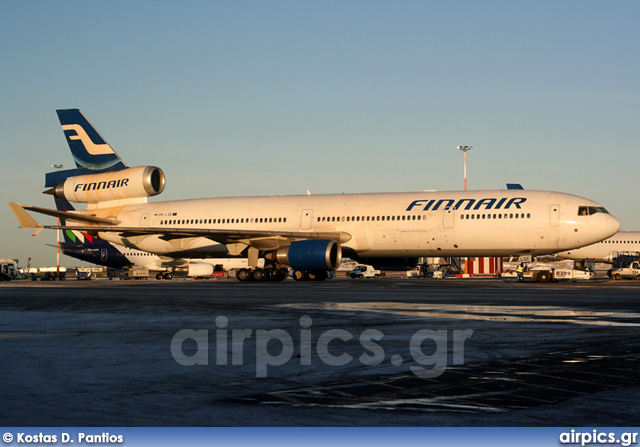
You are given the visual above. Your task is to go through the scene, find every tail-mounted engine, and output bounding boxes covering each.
[46,166,165,203]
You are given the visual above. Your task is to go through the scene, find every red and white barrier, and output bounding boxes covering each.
[463,257,503,277]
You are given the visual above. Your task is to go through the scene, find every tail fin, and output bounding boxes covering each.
[46,109,127,187]
[54,197,80,245]
[53,197,129,268]
[53,197,106,244]
[57,109,127,171]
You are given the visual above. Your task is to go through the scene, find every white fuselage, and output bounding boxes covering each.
[92,189,620,261]
[555,231,640,263]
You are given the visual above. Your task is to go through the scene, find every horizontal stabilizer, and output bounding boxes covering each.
[8,202,44,236]
[9,202,40,228]
[22,205,120,225]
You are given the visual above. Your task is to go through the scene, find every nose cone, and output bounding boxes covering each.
[605,213,621,238]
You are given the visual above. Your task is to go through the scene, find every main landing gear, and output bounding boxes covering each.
[236,267,289,283]
[236,268,329,282]
[155,272,173,280]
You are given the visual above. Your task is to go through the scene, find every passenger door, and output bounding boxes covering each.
[300,209,313,231]
[549,204,560,227]
[443,208,455,229]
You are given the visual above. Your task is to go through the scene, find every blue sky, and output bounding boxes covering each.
[1,0,639,267]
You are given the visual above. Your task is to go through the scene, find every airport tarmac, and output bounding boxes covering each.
[1,278,639,426]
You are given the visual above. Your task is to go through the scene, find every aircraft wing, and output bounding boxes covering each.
[57,225,351,245]
[8,203,352,250]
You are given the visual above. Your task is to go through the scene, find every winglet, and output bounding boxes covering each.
[8,202,44,236]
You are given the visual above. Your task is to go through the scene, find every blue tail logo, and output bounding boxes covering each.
[56,109,126,171]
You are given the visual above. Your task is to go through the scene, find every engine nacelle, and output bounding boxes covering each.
[272,239,342,271]
[187,262,215,277]
[49,166,165,203]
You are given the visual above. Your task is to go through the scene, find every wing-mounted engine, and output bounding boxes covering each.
[269,239,342,271]
[187,262,215,278]
[46,166,165,203]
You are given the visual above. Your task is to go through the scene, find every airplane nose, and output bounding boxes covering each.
[606,214,621,238]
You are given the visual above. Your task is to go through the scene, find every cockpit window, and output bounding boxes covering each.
[578,206,609,216]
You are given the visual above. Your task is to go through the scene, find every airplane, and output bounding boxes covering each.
[9,109,621,281]
[555,231,640,263]
[53,196,265,280]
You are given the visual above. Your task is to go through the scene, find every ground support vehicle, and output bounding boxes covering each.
[350,265,381,279]
[608,252,640,279]
[502,260,595,283]
[28,267,67,281]
[610,260,640,280]
[0,259,17,281]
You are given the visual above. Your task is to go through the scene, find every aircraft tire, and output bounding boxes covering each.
[292,270,306,281]
[237,268,250,282]
[274,268,287,281]
[163,273,173,280]
[251,268,266,282]
[307,271,327,281]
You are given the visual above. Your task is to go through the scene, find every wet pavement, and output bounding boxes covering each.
[0,278,639,426]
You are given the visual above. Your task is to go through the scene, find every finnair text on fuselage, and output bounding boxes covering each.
[406,197,527,212]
